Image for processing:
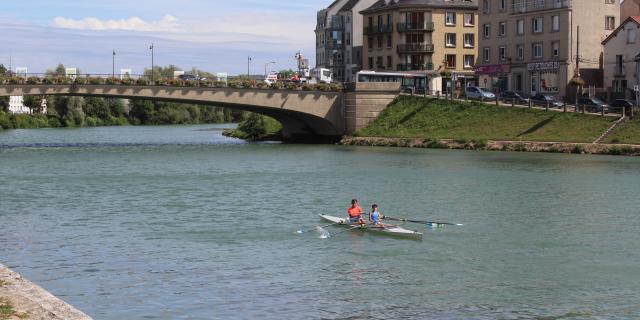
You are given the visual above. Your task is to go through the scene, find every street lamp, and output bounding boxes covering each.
[150,43,155,83]
[264,61,276,78]
[247,56,252,79]
[112,50,116,80]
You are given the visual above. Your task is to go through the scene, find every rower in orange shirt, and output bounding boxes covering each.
[347,199,364,225]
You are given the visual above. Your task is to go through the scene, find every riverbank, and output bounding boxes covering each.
[341,136,640,156]
[0,264,91,320]
[222,114,282,141]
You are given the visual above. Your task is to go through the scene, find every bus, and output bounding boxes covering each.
[356,70,428,93]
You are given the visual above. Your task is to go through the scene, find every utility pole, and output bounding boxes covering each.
[247,56,252,79]
[150,43,155,83]
[575,25,580,107]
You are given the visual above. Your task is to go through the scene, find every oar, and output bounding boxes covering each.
[325,225,361,238]
[382,215,463,226]
[296,221,344,234]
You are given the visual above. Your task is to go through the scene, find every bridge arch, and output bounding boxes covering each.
[0,85,345,142]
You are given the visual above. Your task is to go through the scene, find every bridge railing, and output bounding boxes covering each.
[0,73,344,92]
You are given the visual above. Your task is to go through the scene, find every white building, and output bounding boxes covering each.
[602,16,640,99]
[8,96,31,114]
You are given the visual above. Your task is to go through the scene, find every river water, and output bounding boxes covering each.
[1,124,639,319]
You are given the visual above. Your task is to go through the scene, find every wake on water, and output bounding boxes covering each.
[316,226,331,239]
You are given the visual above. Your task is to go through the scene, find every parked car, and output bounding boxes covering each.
[530,94,564,108]
[500,91,529,104]
[576,97,609,113]
[178,74,205,81]
[466,86,496,101]
[610,99,635,113]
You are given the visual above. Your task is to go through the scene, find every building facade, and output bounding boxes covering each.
[621,0,640,22]
[360,0,479,93]
[476,0,620,101]
[602,16,640,99]
[316,0,379,83]
[8,96,31,114]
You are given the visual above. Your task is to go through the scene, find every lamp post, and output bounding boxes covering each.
[247,56,252,79]
[112,50,116,79]
[264,61,276,78]
[150,43,155,83]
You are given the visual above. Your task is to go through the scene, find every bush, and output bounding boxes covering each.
[8,77,23,84]
[214,81,227,88]
[105,77,120,85]
[185,80,199,87]
[285,82,298,90]
[135,78,148,85]
[121,78,134,85]
[26,77,40,85]
[269,82,284,90]
[55,77,70,85]
[199,79,212,87]
[74,77,87,85]
[329,83,343,92]
[301,84,313,91]
[47,116,62,128]
[88,77,103,85]
[571,145,584,154]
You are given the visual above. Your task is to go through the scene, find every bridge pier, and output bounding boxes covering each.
[344,83,401,135]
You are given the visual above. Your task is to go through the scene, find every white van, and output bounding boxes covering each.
[263,72,279,85]
[311,68,332,84]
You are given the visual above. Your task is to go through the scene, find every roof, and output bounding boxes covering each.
[328,0,343,8]
[360,0,478,14]
[339,0,363,12]
[602,16,640,45]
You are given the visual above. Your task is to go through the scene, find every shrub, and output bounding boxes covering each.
[105,77,120,85]
[229,80,242,89]
[8,77,23,84]
[55,77,70,85]
[26,77,40,85]
[571,145,584,154]
[329,83,343,92]
[74,77,87,85]
[269,82,284,90]
[121,78,134,85]
[135,78,148,86]
[214,81,227,88]
[611,138,620,144]
[514,143,527,152]
[285,82,298,90]
[47,117,62,128]
[256,82,268,89]
[548,146,560,153]
[199,79,212,87]
[185,80,199,87]
[302,84,313,91]
[43,77,55,85]
[88,77,103,85]
[154,78,168,86]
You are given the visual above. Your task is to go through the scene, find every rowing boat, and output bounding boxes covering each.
[319,214,423,240]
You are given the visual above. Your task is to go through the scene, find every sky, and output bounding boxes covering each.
[1,0,335,75]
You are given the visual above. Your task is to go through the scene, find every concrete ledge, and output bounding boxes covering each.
[0,264,92,320]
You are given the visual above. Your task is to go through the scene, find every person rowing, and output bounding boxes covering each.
[347,199,364,225]
[369,204,384,228]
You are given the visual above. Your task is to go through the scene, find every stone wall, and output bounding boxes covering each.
[344,82,401,134]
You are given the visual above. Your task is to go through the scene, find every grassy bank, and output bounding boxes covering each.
[223,114,282,141]
[356,96,616,143]
[607,117,640,144]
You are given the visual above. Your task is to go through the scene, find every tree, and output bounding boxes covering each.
[238,113,266,140]
[0,97,8,112]
[129,99,156,124]
[277,69,296,80]
[0,64,6,75]
[106,98,126,117]
[23,96,44,113]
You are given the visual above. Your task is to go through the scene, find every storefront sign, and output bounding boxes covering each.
[475,64,510,75]
[527,61,560,71]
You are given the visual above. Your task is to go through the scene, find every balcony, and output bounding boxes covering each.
[511,0,571,14]
[326,41,344,49]
[397,22,435,32]
[364,24,393,35]
[397,43,435,54]
[397,63,434,71]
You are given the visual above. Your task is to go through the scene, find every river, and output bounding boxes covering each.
[1,124,639,319]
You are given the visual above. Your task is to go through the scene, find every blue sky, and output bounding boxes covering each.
[1,0,335,75]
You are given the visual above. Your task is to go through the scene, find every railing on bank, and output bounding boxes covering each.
[0,74,344,92]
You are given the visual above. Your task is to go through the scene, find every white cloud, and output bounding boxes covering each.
[51,15,180,32]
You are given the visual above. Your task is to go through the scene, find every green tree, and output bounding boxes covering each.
[0,64,7,75]
[0,97,8,112]
[129,99,156,124]
[237,113,266,140]
[106,98,126,117]
[277,69,296,79]
[84,97,111,120]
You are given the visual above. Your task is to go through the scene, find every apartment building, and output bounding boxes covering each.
[621,0,640,22]
[360,0,479,92]
[476,0,620,101]
[602,16,640,99]
[316,0,378,82]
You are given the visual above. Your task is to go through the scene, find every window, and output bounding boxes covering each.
[445,54,456,68]
[387,14,393,26]
[628,28,637,44]
[499,46,506,61]
[500,0,507,10]
[387,56,392,69]
[482,0,490,13]
[532,17,543,33]
[483,47,490,62]
[552,42,559,57]
[464,33,475,47]
[483,23,491,38]
[446,33,457,47]
[368,37,373,49]
[464,13,474,26]
[368,57,373,69]
[377,35,383,48]
[446,12,456,25]
[346,32,351,46]
[387,34,392,48]
[499,21,507,36]
[464,55,475,68]
[616,55,624,75]
[605,16,615,30]
[516,44,524,61]
[532,43,543,59]
[376,56,383,68]
[516,19,524,35]
[552,15,559,31]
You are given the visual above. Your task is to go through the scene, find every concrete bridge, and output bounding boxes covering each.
[0,83,400,142]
